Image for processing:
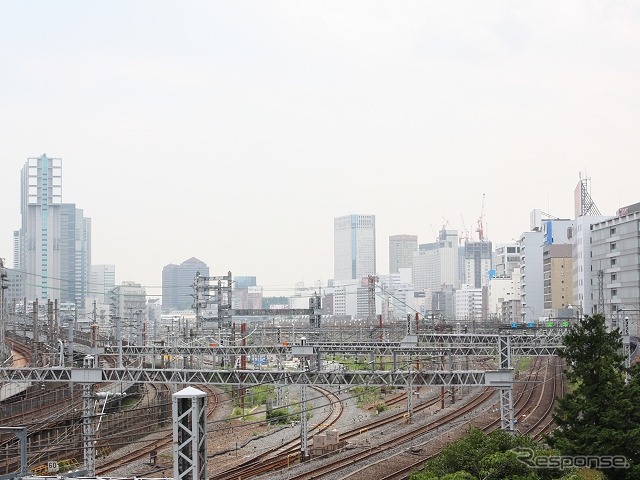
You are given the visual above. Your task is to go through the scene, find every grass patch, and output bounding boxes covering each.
[351,386,382,408]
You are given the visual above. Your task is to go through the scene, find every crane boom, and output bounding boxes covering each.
[476,193,486,241]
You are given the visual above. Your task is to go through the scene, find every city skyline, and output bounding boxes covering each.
[1,2,640,296]
[0,153,634,300]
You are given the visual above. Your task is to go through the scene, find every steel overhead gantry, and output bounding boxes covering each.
[232,304,323,328]
[0,365,495,387]
[0,332,564,411]
[193,271,323,331]
[0,427,28,478]
[0,332,565,475]
[114,334,564,358]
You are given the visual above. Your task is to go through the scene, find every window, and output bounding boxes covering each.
[612,273,617,282]
[610,243,616,251]
[611,227,616,235]
[611,258,617,267]
[612,289,618,297]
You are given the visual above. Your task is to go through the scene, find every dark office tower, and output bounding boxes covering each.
[464,240,493,288]
[162,257,209,312]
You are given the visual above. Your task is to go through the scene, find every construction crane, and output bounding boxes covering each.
[460,213,470,244]
[476,193,486,241]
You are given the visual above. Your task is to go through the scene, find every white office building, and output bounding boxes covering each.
[573,214,612,315]
[519,211,574,323]
[591,203,640,325]
[413,228,459,292]
[494,243,521,278]
[488,268,521,321]
[109,281,147,344]
[389,235,417,274]
[90,265,116,303]
[454,284,483,323]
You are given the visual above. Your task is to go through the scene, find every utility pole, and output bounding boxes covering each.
[598,270,604,315]
[309,293,322,330]
[299,381,309,461]
[367,275,377,324]
[498,335,515,432]
[0,258,7,353]
[47,299,53,346]
[54,299,59,340]
[407,356,413,423]
[193,272,202,333]
[623,315,631,384]
[192,271,233,334]
[32,299,38,362]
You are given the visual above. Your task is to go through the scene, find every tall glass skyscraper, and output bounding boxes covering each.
[333,214,376,281]
[18,154,63,304]
[15,154,91,309]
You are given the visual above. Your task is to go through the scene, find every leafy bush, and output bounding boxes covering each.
[266,408,291,425]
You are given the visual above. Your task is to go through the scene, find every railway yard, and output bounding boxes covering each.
[0,323,567,480]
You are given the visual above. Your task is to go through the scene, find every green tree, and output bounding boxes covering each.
[549,313,640,479]
[410,428,564,480]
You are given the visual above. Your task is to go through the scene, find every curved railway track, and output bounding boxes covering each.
[206,386,344,480]
[208,385,447,480]
[282,388,497,480]
[0,340,178,477]
[94,384,219,475]
[530,356,565,440]
[208,382,491,480]
[2,338,566,480]
[333,356,565,480]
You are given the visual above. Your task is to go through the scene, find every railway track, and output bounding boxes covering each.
[481,355,548,432]
[94,383,218,475]
[366,391,407,411]
[209,384,459,480]
[208,386,344,480]
[1,346,176,479]
[530,356,565,440]
[1,339,566,480]
[0,345,149,475]
[283,388,497,480]
[304,356,562,480]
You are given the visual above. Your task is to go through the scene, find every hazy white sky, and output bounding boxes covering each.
[1,1,639,297]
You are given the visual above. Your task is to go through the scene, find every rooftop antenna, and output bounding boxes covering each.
[577,172,601,216]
